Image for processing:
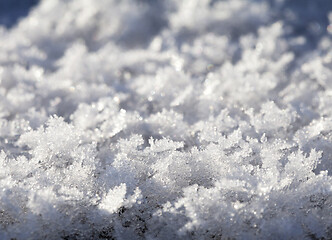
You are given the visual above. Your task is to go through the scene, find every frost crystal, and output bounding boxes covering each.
[0,0,332,239]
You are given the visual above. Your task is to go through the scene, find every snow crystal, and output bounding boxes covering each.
[0,0,332,239]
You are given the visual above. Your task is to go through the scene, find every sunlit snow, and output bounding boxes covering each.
[0,0,332,239]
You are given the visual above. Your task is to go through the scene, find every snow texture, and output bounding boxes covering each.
[0,0,332,239]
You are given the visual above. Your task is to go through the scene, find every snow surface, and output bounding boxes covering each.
[0,0,332,239]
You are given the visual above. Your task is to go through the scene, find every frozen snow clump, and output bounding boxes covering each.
[0,0,332,239]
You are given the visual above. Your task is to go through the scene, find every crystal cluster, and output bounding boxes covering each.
[0,0,331,239]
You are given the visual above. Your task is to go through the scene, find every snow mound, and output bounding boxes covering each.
[0,0,332,239]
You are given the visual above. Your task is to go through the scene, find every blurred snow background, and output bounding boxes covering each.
[0,0,39,28]
[0,0,332,239]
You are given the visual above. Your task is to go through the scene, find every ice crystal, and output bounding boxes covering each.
[0,0,331,239]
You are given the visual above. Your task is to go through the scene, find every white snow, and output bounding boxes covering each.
[0,0,332,239]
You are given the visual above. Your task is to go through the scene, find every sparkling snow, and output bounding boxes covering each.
[0,0,332,239]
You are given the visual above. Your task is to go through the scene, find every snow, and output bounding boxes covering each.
[0,0,332,239]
